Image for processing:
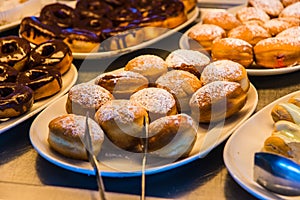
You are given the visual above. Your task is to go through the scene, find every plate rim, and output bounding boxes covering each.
[0,64,78,134]
[223,90,300,200]
[29,82,258,177]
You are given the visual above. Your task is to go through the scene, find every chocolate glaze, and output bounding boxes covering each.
[75,0,112,19]
[0,83,34,117]
[0,36,31,69]
[0,64,18,83]
[76,17,113,37]
[62,28,100,42]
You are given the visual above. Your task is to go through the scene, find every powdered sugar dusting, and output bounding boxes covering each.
[130,87,175,114]
[188,24,226,41]
[125,54,168,71]
[236,7,270,23]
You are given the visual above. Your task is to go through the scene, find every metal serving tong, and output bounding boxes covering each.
[254,152,300,196]
[84,113,107,200]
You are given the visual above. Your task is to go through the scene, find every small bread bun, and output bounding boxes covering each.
[254,37,300,68]
[165,49,211,77]
[148,114,198,158]
[94,99,148,152]
[48,114,104,160]
[95,70,149,99]
[156,70,202,112]
[263,18,299,36]
[271,102,300,123]
[236,7,270,26]
[248,0,284,17]
[187,24,226,53]
[130,87,177,122]
[66,83,113,117]
[276,26,300,38]
[189,81,247,123]
[279,2,300,19]
[211,38,254,67]
[228,24,271,46]
[124,54,168,83]
[200,60,250,92]
[202,10,241,31]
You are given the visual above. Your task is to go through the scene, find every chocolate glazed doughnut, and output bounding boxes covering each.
[0,64,18,83]
[75,0,112,19]
[29,40,73,75]
[0,36,31,71]
[75,17,113,38]
[40,3,77,29]
[0,83,34,118]
[17,66,62,101]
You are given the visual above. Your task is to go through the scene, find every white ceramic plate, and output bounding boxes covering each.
[179,31,300,76]
[29,83,258,177]
[0,64,78,134]
[72,7,199,59]
[223,90,300,200]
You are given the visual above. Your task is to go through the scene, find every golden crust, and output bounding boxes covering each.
[202,11,241,31]
[236,7,270,24]
[248,0,284,17]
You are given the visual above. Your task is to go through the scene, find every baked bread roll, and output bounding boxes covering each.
[248,0,284,17]
[228,24,271,46]
[94,99,148,152]
[211,38,254,68]
[165,49,210,77]
[187,24,226,53]
[271,102,300,123]
[130,87,177,122]
[279,2,300,19]
[254,37,300,68]
[200,60,250,92]
[95,70,149,99]
[66,83,113,117]
[124,54,168,83]
[155,70,202,112]
[148,114,198,158]
[202,10,241,31]
[236,7,270,26]
[48,114,104,160]
[189,81,247,123]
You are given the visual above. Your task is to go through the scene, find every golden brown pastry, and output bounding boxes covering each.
[130,87,177,122]
[271,102,300,123]
[236,7,270,26]
[248,0,284,17]
[262,18,299,36]
[165,49,211,77]
[280,0,300,7]
[288,94,300,107]
[279,2,300,19]
[66,83,113,117]
[202,10,241,31]
[94,99,148,152]
[200,60,250,92]
[228,24,271,46]
[180,0,197,13]
[211,37,254,68]
[187,24,226,53]
[124,54,168,83]
[95,70,149,99]
[189,81,247,123]
[155,70,202,112]
[148,114,198,158]
[253,37,300,68]
[276,25,300,38]
[48,114,105,160]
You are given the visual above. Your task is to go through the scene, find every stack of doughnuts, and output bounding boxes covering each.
[48,49,250,161]
[19,0,193,53]
[187,0,300,69]
[0,36,73,118]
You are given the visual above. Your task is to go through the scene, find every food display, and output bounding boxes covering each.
[0,36,73,119]
[261,93,300,163]
[19,0,195,53]
[47,49,252,161]
[184,0,300,70]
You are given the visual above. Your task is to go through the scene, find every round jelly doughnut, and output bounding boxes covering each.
[17,66,62,101]
[0,83,34,118]
[40,3,77,29]
[29,40,73,75]
[19,16,63,45]
[75,0,112,19]
[0,36,31,71]
[0,64,18,83]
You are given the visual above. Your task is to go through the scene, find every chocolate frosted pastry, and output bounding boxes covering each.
[76,17,113,38]
[75,0,112,19]
[29,40,73,75]
[0,64,18,83]
[19,16,63,45]
[107,6,143,27]
[40,3,77,29]
[0,36,31,71]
